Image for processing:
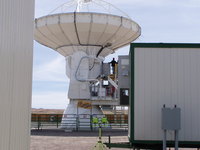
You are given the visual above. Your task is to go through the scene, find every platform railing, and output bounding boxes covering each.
[31,114,128,131]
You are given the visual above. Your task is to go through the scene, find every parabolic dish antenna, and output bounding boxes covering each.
[34,0,141,130]
[34,0,141,58]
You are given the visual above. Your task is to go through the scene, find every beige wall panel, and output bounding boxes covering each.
[134,48,200,141]
[0,0,34,149]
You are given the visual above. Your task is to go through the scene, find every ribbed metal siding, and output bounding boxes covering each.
[134,48,200,141]
[0,0,34,150]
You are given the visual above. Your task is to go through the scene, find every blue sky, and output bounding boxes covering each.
[32,0,200,109]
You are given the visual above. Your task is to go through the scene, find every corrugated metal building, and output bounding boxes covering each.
[129,43,200,148]
[0,0,34,149]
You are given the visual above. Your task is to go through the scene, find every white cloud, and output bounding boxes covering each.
[110,0,200,7]
[108,0,175,7]
[32,91,69,109]
[34,0,167,18]
[32,55,69,109]
[33,55,69,83]
[33,0,200,109]
[35,0,68,17]
[105,46,130,62]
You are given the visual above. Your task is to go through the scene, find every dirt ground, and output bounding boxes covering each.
[31,129,128,150]
[30,136,197,150]
[31,135,129,150]
[30,130,197,150]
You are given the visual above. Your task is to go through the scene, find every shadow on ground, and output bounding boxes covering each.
[31,129,128,137]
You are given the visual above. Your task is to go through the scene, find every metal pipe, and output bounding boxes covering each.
[74,12,81,44]
[96,43,112,57]
[175,130,179,150]
[75,55,102,82]
[163,129,167,150]
[108,135,111,149]
[96,46,104,57]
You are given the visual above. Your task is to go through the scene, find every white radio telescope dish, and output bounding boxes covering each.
[35,0,141,58]
[34,0,141,130]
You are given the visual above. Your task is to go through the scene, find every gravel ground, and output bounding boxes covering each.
[30,136,197,150]
[30,129,197,150]
[31,135,128,150]
[31,129,128,150]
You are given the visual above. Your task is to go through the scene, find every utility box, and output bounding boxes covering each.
[162,107,181,130]
[129,43,200,148]
[118,55,129,105]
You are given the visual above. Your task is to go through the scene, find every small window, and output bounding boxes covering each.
[103,80,109,86]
